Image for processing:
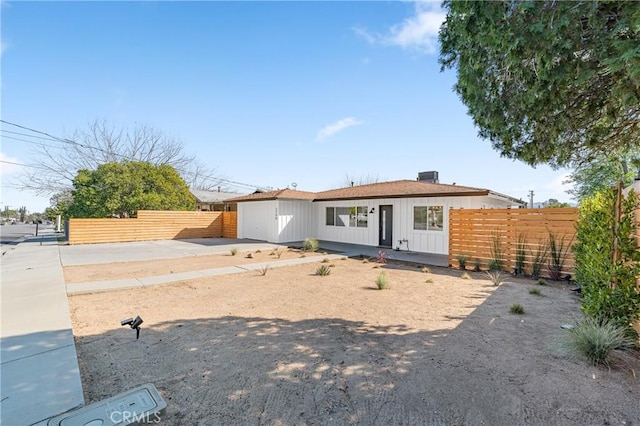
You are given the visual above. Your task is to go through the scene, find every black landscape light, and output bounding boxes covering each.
[121,315,143,339]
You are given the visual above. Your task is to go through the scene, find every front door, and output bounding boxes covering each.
[379,205,393,247]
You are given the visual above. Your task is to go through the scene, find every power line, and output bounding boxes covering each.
[1,134,67,150]
[0,159,47,169]
[0,119,266,192]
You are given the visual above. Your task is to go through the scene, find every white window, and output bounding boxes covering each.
[326,206,368,228]
[414,206,443,231]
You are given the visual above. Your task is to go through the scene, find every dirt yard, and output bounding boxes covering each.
[67,255,640,425]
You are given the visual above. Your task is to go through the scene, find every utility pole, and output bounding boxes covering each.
[528,190,534,208]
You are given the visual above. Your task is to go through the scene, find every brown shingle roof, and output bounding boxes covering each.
[226,188,316,202]
[313,180,489,201]
[228,180,524,205]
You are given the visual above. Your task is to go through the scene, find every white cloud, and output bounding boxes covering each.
[316,117,364,141]
[353,2,446,54]
[0,152,22,176]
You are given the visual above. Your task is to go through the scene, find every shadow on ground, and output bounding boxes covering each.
[74,281,640,426]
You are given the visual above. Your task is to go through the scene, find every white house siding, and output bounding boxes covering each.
[314,195,515,255]
[276,200,314,243]
[237,200,277,242]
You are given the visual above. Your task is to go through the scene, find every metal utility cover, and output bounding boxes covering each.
[47,383,166,426]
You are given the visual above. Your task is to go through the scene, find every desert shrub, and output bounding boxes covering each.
[245,253,253,259]
[531,240,548,279]
[321,258,330,263]
[258,264,269,276]
[514,233,527,276]
[425,278,434,284]
[376,250,389,264]
[473,258,482,272]
[537,279,547,286]
[274,249,283,259]
[461,272,471,280]
[315,265,331,276]
[422,266,430,274]
[255,249,262,254]
[456,254,468,270]
[510,303,525,314]
[485,270,504,286]
[529,288,541,296]
[563,317,635,365]
[372,265,381,269]
[230,248,238,256]
[303,237,319,252]
[547,231,572,281]
[300,254,306,258]
[573,187,640,334]
[489,231,505,271]
[362,258,369,264]
[375,272,389,289]
[329,263,336,268]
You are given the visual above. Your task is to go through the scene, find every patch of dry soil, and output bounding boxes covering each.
[68,259,640,425]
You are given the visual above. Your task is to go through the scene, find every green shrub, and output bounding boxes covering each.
[573,187,640,333]
[563,317,635,365]
[425,278,434,284]
[529,288,541,296]
[422,266,430,274]
[375,272,389,289]
[315,265,331,276]
[321,258,330,263]
[485,270,504,286]
[473,258,482,272]
[456,254,469,270]
[303,237,319,252]
[510,303,525,314]
[514,233,527,276]
[489,231,505,271]
[531,240,548,279]
[547,231,572,281]
[537,279,547,286]
[230,248,238,256]
[255,249,262,254]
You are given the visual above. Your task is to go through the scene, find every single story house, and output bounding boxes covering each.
[226,173,525,255]
[191,188,244,211]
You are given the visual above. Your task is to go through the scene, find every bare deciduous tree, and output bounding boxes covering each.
[15,119,224,195]
[339,173,381,188]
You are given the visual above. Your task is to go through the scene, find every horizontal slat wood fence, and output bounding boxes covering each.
[449,208,578,277]
[68,210,237,245]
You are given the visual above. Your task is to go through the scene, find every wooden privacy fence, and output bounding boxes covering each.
[68,210,237,245]
[449,208,578,276]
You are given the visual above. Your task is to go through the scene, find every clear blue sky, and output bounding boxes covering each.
[1,1,574,213]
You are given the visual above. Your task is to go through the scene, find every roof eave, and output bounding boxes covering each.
[313,191,489,202]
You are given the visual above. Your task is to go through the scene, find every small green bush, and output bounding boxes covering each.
[425,278,434,284]
[563,317,635,365]
[473,258,482,272]
[510,303,525,314]
[255,249,262,254]
[315,265,331,276]
[531,240,548,279]
[489,231,505,271]
[321,258,330,263]
[548,231,572,281]
[303,237,319,252]
[375,272,389,289]
[514,233,527,276]
[529,288,541,296]
[422,266,430,274]
[537,279,547,286]
[230,248,238,256]
[456,254,468,270]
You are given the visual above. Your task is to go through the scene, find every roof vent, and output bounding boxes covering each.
[417,171,439,183]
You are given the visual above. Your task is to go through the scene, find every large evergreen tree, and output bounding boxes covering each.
[439,1,640,168]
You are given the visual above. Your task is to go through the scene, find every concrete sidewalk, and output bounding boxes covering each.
[1,230,84,426]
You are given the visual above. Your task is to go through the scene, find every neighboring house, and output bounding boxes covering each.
[227,172,526,255]
[191,188,244,212]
